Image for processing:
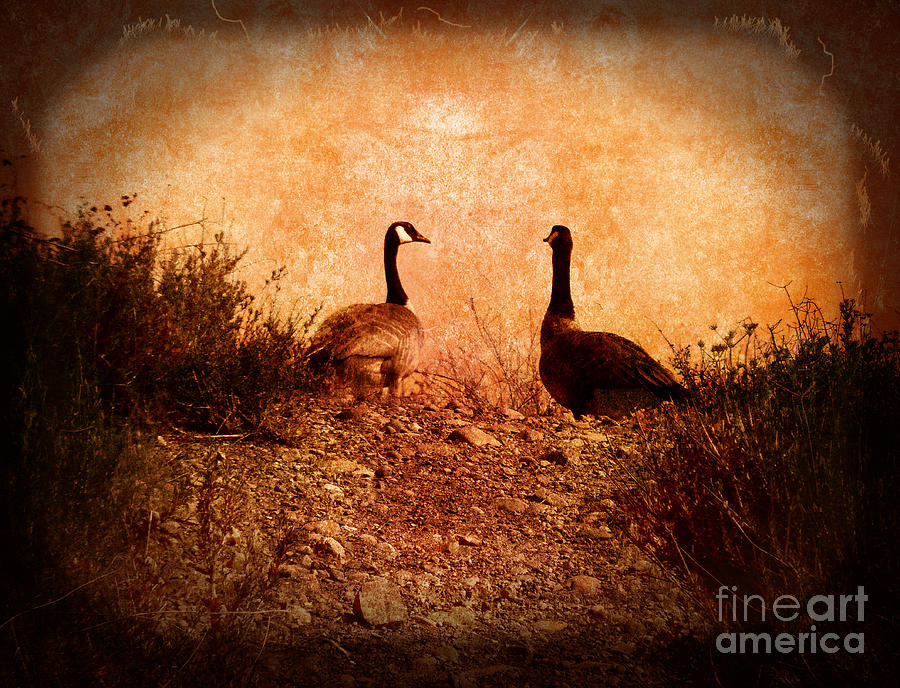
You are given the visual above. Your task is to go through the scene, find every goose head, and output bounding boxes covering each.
[543,224,573,250]
[389,221,431,245]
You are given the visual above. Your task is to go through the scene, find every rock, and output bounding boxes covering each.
[458,534,482,547]
[318,537,346,560]
[517,427,543,442]
[306,520,341,537]
[323,459,364,475]
[580,524,614,540]
[288,605,312,626]
[539,448,576,465]
[494,497,530,514]
[449,426,501,448]
[431,605,477,629]
[533,619,568,633]
[570,575,604,596]
[353,578,407,626]
[501,407,525,421]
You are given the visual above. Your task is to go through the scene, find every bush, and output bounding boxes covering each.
[1,192,310,609]
[611,292,900,681]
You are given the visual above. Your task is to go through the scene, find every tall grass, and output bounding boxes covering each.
[611,292,900,681]
[430,297,550,414]
[1,190,310,614]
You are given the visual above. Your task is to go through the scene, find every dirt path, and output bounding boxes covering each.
[138,394,708,687]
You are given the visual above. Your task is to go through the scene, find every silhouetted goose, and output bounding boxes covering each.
[539,225,685,419]
[306,221,430,394]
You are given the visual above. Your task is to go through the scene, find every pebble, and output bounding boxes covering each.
[580,524,614,540]
[494,497,530,514]
[517,427,543,442]
[430,605,476,629]
[501,407,526,421]
[449,426,501,448]
[353,578,407,626]
[533,619,568,633]
[570,575,604,596]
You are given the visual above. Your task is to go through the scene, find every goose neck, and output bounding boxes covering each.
[548,244,575,319]
[384,231,409,306]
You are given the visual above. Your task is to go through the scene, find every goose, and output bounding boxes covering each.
[539,225,686,419]
[306,221,430,394]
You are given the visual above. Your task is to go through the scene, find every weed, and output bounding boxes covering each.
[610,291,900,681]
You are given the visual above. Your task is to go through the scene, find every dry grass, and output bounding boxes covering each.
[714,15,801,59]
[607,292,900,681]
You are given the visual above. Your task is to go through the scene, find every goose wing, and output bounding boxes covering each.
[306,303,421,363]
[565,329,683,395]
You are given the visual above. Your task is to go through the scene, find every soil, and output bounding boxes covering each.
[133,393,710,687]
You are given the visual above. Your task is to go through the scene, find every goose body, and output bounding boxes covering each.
[306,222,430,394]
[539,225,685,419]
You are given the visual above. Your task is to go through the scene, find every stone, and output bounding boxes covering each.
[533,619,568,633]
[501,407,526,421]
[517,427,543,442]
[580,524,614,540]
[494,497,529,514]
[430,605,477,629]
[353,578,407,626]
[448,426,501,448]
[570,575,604,596]
[306,520,341,537]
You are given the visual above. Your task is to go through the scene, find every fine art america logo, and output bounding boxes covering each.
[715,586,867,654]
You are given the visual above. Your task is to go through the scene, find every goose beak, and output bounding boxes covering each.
[543,230,557,244]
[415,233,431,244]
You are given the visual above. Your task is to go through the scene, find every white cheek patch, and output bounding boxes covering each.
[395,225,413,243]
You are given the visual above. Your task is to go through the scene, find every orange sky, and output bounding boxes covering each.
[2,2,897,370]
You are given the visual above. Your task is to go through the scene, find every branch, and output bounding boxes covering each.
[818,37,834,95]
[417,7,472,28]
[211,0,249,40]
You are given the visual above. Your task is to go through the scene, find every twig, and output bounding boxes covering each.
[244,614,271,687]
[162,628,209,688]
[0,571,117,632]
[211,0,249,40]
[356,4,386,38]
[818,37,834,95]
[417,7,472,28]
[326,637,352,659]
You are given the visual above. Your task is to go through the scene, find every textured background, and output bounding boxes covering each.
[2,1,897,364]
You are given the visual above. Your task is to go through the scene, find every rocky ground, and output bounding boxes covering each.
[129,393,711,687]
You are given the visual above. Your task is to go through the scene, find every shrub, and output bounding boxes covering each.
[611,292,900,680]
[1,192,310,609]
[429,297,551,415]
